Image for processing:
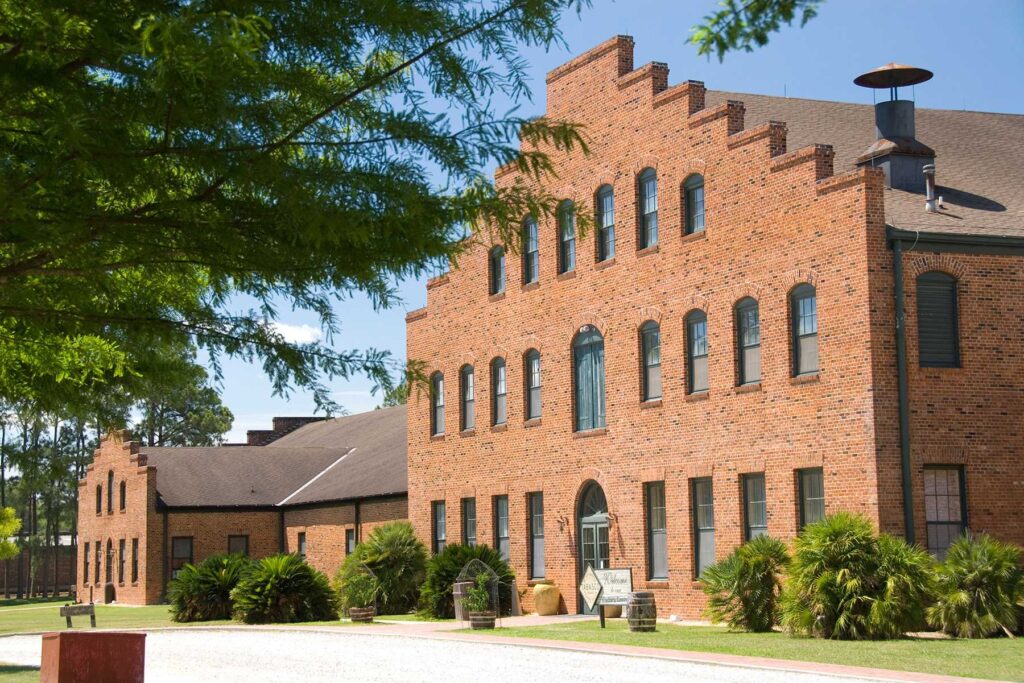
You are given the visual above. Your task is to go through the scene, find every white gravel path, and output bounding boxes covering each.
[0,629,890,682]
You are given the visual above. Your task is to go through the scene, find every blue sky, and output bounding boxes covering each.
[218,0,1024,441]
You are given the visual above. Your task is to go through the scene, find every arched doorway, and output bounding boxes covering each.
[577,482,610,614]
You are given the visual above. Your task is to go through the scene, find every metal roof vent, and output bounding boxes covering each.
[854,63,935,193]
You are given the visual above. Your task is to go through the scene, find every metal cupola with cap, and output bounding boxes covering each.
[854,63,936,193]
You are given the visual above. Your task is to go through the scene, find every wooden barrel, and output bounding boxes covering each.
[626,591,657,632]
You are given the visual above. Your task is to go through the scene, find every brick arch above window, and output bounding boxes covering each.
[570,313,609,340]
[728,282,764,305]
[685,292,711,314]
[784,268,820,289]
[678,159,708,177]
[591,172,617,193]
[519,334,543,352]
[631,157,660,174]
[908,254,968,281]
[635,306,663,327]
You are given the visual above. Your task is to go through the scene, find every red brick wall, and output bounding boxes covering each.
[407,35,890,618]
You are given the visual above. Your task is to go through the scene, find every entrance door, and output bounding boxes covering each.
[578,483,610,614]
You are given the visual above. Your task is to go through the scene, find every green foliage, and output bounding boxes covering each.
[335,522,427,615]
[0,0,590,410]
[167,553,252,622]
[781,513,934,639]
[231,554,339,624]
[702,535,789,632]
[461,573,494,614]
[0,507,21,561]
[927,533,1024,638]
[339,569,379,611]
[420,544,514,619]
[690,0,823,61]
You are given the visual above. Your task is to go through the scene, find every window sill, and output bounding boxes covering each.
[521,281,540,293]
[488,292,506,302]
[526,579,552,587]
[637,244,660,258]
[790,373,820,385]
[556,270,577,282]
[594,257,616,271]
[684,391,709,402]
[459,429,476,437]
[681,230,707,244]
[524,418,543,429]
[573,427,608,439]
[490,424,508,433]
[734,382,762,394]
[643,580,670,589]
[429,434,445,442]
[639,399,663,409]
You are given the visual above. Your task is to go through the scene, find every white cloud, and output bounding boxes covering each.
[271,322,322,344]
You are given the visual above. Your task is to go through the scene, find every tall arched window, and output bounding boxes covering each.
[686,311,709,393]
[640,321,661,401]
[524,349,541,420]
[683,174,705,234]
[595,185,615,262]
[105,539,113,584]
[522,217,539,284]
[459,365,475,431]
[430,372,444,436]
[488,246,505,296]
[917,271,960,368]
[106,471,114,513]
[573,327,606,431]
[637,168,658,249]
[119,480,127,511]
[557,200,576,274]
[95,485,102,514]
[735,298,761,385]
[491,357,507,425]
[790,284,818,376]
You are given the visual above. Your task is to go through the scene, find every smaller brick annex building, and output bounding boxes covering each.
[77,406,407,604]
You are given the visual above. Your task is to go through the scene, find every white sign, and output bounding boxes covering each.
[594,568,633,606]
[579,565,603,611]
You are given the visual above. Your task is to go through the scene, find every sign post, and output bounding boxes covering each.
[578,567,633,628]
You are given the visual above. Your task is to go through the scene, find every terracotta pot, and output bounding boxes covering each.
[468,611,496,630]
[348,606,376,623]
[533,582,561,616]
[603,605,623,618]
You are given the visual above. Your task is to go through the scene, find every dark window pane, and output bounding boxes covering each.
[917,272,960,367]
[492,358,507,425]
[461,366,475,431]
[693,478,715,577]
[792,286,819,375]
[639,169,658,248]
[687,313,708,393]
[431,373,444,435]
[641,323,662,400]
[228,535,249,556]
[530,493,544,578]
[647,482,668,579]
[597,186,615,261]
[573,328,606,431]
[525,351,542,420]
[495,496,510,561]
[489,247,505,295]
[463,498,477,547]
[737,299,761,384]
[558,202,576,274]
[799,468,825,527]
[684,174,705,234]
[924,467,966,559]
[432,501,446,554]
[743,474,768,540]
[522,217,539,284]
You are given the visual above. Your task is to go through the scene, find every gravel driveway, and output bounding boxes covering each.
[0,628,889,682]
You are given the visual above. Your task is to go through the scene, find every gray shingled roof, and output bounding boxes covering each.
[706,90,1024,238]
[143,405,407,508]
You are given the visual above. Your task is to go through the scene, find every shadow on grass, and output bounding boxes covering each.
[0,663,41,682]
[0,596,68,609]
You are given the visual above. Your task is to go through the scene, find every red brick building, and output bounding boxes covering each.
[76,406,407,604]
[406,36,1024,617]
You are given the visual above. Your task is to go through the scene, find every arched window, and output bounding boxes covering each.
[683,174,705,234]
[488,246,505,296]
[637,168,658,249]
[106,471,114,513]
[735,298,761,385]
[917,271,960,367]
[557,200,576,274]
[573,327,606,431]
[95,485,102,514]
[491,357,507,425]
[595,185,615,262]
[119,480,127,511]
[686,311,709,393]
[459,365,475,431]
[430,372,444,436]
[640,321,661,401]
[524,349,541,420]
[105,539,113,584]
[790,284,818,376]
[522,216,539,285]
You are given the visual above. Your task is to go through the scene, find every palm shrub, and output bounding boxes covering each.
[419,544,514,619]
[781,513,934,639]
[927,533,1024,638]
[231,554,339,624]
[702,535,789,632]
[335,522,427,615]
[167,553,252,622]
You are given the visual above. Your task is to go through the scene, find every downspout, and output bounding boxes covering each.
[278,509,285,553]
[161,509,169,601]
[893,237,916,544]
[355,500,362,543]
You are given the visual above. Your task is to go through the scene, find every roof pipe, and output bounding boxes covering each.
[924,164,937,213]
[893,238,916,544]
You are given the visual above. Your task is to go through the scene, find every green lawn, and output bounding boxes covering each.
[377,613,452,623]
[472,620,1024,682]
[0,663,40,683]
[0,596,68,611]
[0,601,226,635]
